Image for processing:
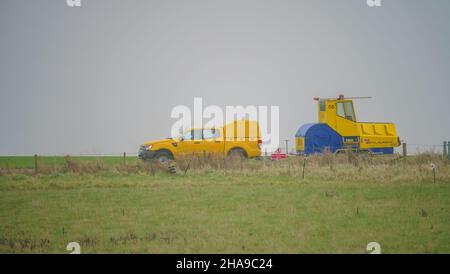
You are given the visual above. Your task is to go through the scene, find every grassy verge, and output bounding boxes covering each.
[0,169,449,253]
[0,156,139,169]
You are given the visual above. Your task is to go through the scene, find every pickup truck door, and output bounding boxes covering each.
[200,128,224,154]
[177,129,204,155]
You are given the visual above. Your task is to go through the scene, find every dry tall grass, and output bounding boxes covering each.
[0,153,449,184]
[173,151,450,183]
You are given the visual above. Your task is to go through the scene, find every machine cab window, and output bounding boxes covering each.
[343,102,355,121]
[336,101,356,122]
[319,100,326,111]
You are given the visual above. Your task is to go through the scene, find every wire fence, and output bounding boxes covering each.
[400,142,450,156]
[1,142,449,158]
[0,142,448,175]
[277,141,450,157]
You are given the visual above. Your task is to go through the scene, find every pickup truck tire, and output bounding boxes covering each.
[155,150,173,163]
[227,148,248,159]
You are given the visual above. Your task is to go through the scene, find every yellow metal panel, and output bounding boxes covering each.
[223,120,260,141]
[334,116,360,137]
[319,99,360,137]
[296,137,305,151]
[358,123,399,149]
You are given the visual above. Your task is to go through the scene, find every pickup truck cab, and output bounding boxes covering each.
[139,120,262,162]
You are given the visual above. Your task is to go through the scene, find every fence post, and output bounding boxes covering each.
[402,143,407,158]
[302,157,306,179]
[444,141,448,158]
[34,154,38,174]
[448,141,450,160]
[123,152,126,165]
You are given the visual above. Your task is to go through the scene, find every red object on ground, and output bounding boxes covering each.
[270,148,287,160]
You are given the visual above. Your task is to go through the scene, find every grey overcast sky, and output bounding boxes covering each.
[1,0,449,155]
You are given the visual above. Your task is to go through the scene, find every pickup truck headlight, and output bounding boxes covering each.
[142,145,152,150]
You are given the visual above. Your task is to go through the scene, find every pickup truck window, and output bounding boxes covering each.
[203,129,220,139]
[182,129,203,140]
[193,129,202,140]
[182,131,193,140]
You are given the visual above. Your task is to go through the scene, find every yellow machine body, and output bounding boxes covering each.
[318,98,400,149]
[295,96,400,154]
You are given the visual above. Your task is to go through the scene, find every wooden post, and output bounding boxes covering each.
[34,154,38,174]
[444,141,448,158]
[302,157,306,179]
[448,142,450,160]
[402,143,407,158]
[149,160,154,175]
[433,168,436,184]
[123,152,126,165]
[184,159,192,175]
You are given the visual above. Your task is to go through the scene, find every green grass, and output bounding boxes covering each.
[0,170,449,253]
[0,156,139,169]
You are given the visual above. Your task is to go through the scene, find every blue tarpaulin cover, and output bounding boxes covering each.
[296,123,343,154]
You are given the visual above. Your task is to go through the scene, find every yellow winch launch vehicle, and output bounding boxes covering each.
[295,95,401,155]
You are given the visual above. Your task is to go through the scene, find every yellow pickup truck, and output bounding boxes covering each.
[139,120,262,162]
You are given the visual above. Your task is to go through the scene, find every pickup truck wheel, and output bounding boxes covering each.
[155,151,173,163]
[228,148,247,159]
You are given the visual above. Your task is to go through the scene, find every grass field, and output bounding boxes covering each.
[0,155,140,169]
[0,154,449,253]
